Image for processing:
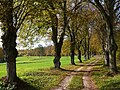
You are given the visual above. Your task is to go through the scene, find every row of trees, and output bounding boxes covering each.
[0,0,119,86]
[18,40,100,57]
[18,45,54,56]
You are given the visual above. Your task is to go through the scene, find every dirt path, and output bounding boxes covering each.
[51,56,101,90]
[82,59,99,90]
[51,67,84,90]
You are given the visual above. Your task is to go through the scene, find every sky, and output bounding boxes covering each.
[0,29,53,49]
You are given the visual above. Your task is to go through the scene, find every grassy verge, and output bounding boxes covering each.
[20,69,68,90]
[91,58,120,90]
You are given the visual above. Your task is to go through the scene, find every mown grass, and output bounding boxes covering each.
[0,56,93,78]
[20,69,69,90]
[0,56,85,90]
[0,56,96,90]
[0,56,77,77]
[91,58,120,90]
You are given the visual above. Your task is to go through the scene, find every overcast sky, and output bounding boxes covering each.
[0,29,53,49]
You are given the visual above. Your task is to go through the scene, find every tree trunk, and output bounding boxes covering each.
[101,40,109,66]
[70,31,75,65]
[109,33,118,72]
[70,46,75,65]
[49,0,67,69]
[87,37,90,60]
[94,0,118,73]
[70,36,75,65]
[84,37,87,60]
[2,30,18,83]
[53,55,61,68]
[109,39,117,73]
[78,49,82,63]
[108,23,118,73]
[104,51,109,66]
[1,0,18,84]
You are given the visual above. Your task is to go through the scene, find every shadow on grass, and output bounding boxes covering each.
[16,78,38,90]
[0,77,38,90]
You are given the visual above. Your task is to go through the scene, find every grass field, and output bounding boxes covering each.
[3,56,120,90]
[0,56,84,78]
[0,56,90,90]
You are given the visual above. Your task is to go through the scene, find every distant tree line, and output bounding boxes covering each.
[18,38,102,57]
[18,45,54,56]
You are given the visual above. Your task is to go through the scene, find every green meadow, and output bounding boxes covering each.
[0,56,88,90]
[0,56,81,78]
[2,56,120,90]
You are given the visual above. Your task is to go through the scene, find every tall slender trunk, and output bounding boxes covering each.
[109,24,118,73]
[76,39,83,63]
[70,36,75,65]
[89,49,92,58]
[49,0,67,68]
[84,37,87,60]
[87,37,90,60]
[70,26,76,65]
[78,49,82,63]
[101,40,109,66]
[70,44,75,65]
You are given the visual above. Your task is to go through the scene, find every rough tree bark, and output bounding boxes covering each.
[69,29,76,65]
[70,40,75,65]
[108,24,118,72]
[49,0,67,68]
[54,44,62,68]
[100,23,110,66]
[87,36,90,60]
[50,12,62,68]
[1,0,18,83]
[50,13,62,68]
[78,49,82,63]
[83,37,87,60]
[101,41,109,66]
[104,51,109,66]
[76,39,83,63]
[2,29,18,83]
